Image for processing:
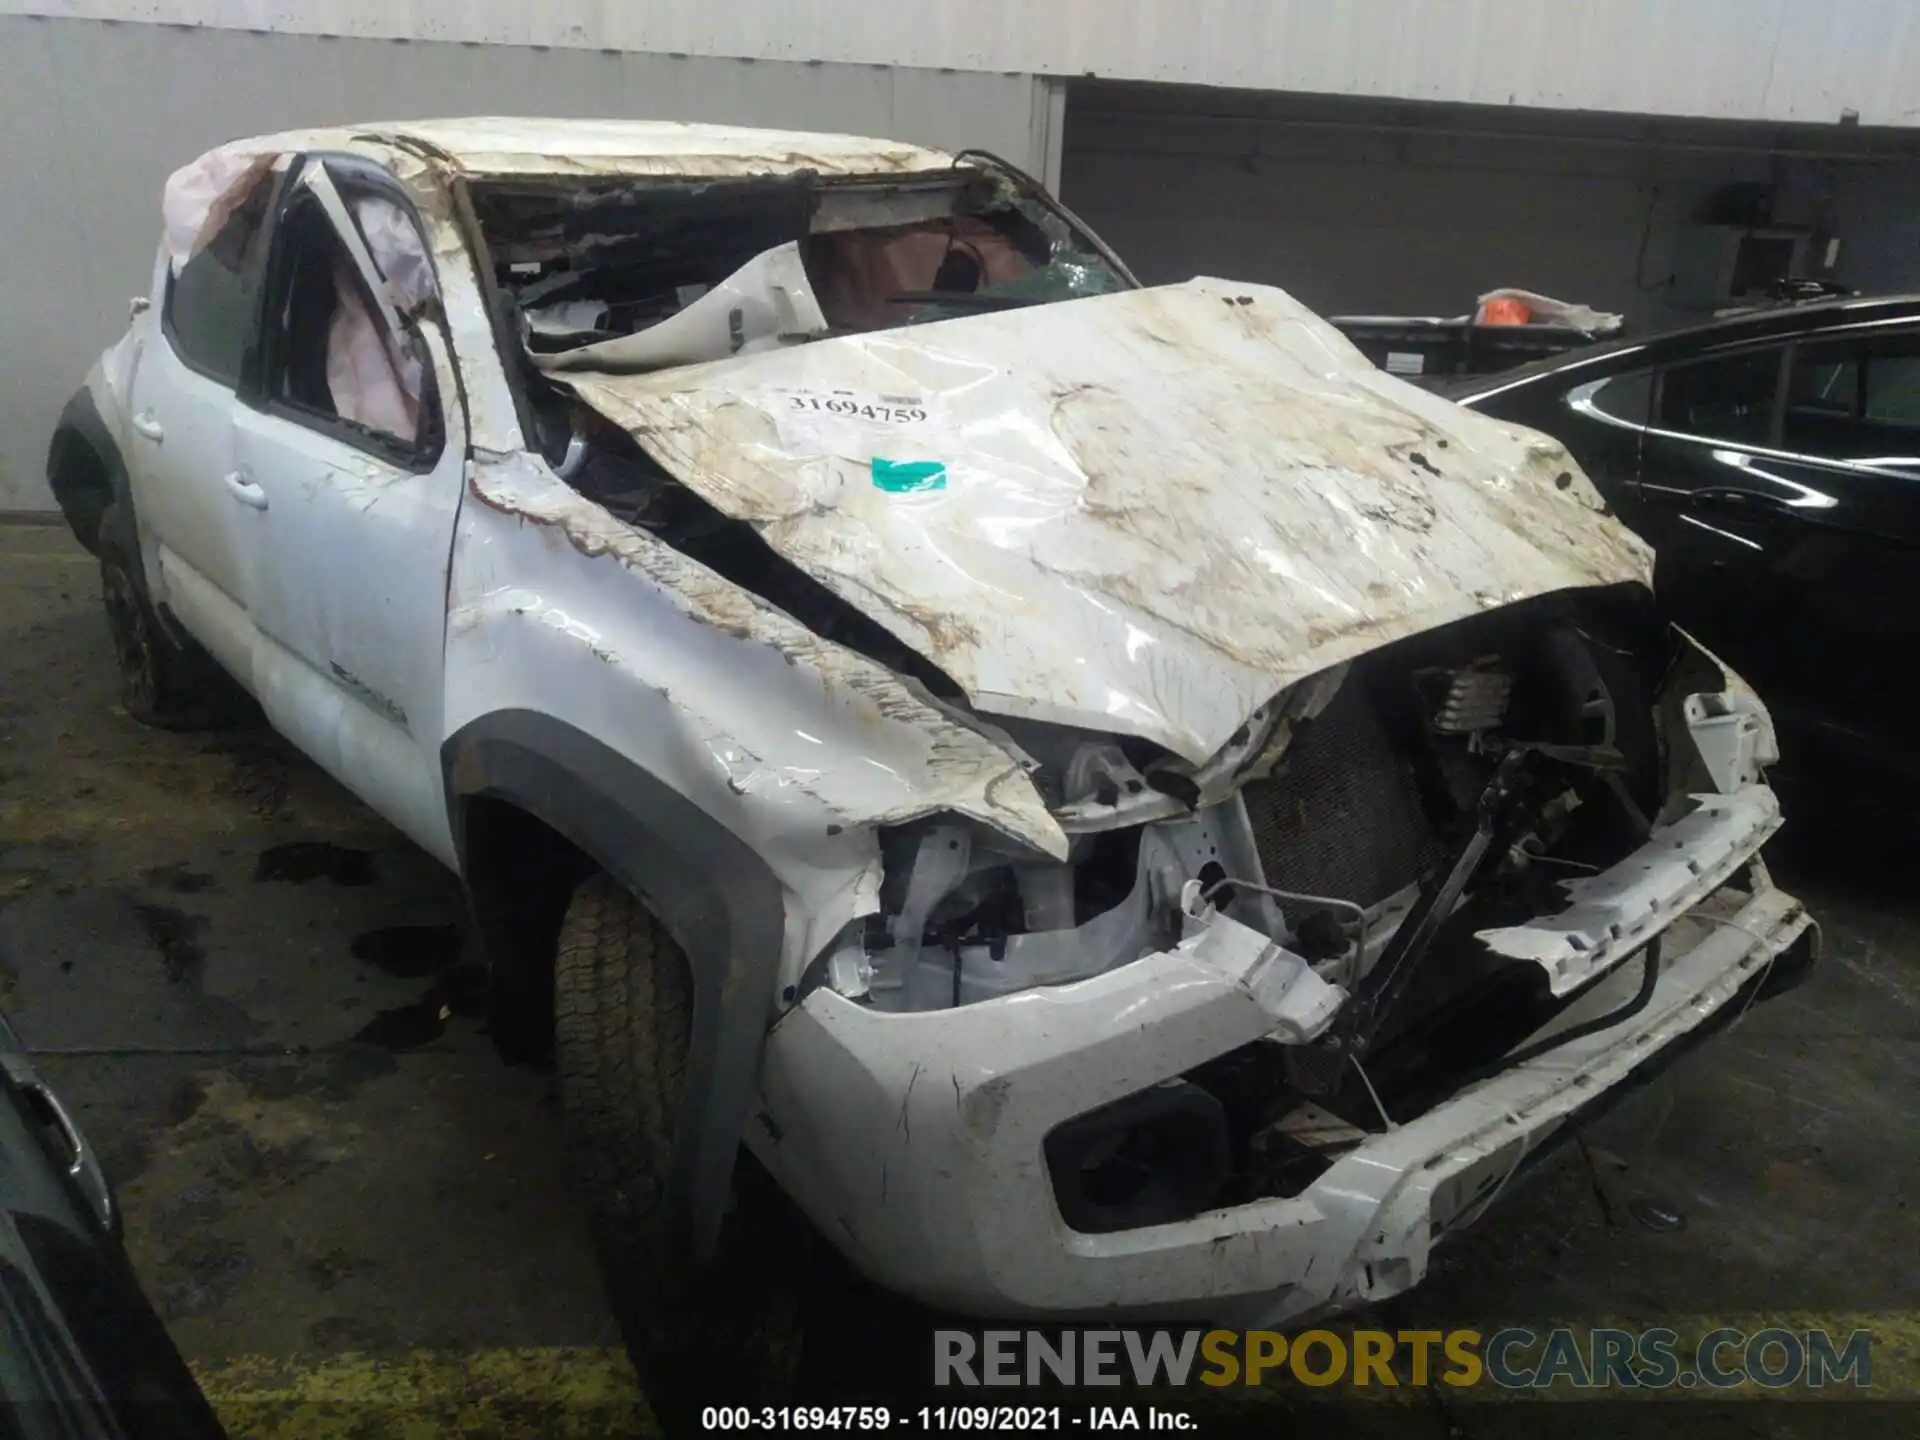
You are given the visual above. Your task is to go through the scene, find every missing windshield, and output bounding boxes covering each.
[471,167,1128,376]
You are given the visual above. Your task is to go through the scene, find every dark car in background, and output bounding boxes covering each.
[1448,294,1920,832]
[0,1010,225,1438]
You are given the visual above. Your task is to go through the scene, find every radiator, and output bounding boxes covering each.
[1241,675,1448,909]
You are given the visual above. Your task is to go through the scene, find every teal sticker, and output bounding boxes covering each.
[871,458,947,493]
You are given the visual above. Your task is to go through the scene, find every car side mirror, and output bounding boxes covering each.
[129,296,150,320]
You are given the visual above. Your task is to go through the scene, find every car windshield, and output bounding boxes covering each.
[472,166,1130,375]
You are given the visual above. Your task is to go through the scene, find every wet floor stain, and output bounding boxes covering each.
[0,866,52,908]
[141,862,216,895]
[349,923,463,980]
[164,1073,209,1128]
[132,901,209,983]
[213,1126,327,1193]
[235,1048,396,1104]
[152,1185,225,1238]
[352,964,488,1052]
[156,1235,252,1319]
[302,1247,378,1292]
[254,842,376,887]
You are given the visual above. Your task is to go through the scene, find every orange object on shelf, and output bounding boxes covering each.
[1479,296,1533,326]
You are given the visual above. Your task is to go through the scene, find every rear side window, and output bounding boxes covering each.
[1867,355,1920,426]
[1785,331,1920,463]
[1584,370,1652,424]
[1657,349,1781,446]
[162,175,273,385]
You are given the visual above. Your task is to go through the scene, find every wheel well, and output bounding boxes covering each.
[46,429,117,556]
[460,795,598,1057]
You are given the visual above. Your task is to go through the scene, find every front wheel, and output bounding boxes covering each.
[553,874,804,1428]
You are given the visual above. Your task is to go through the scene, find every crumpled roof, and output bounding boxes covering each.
[174,117,956,183]
[162,117,960,269]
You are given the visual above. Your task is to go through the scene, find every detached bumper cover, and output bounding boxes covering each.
[1477,785,1782,994]
[754,800,1812,1323]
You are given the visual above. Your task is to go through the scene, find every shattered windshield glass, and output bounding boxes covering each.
[879,199,1130,322]
[473,167,1132,375]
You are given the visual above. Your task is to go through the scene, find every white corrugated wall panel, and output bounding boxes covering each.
[14,0,1920,126]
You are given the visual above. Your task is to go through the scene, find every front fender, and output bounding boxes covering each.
[442,709,787,1262]
[45,384,129,557]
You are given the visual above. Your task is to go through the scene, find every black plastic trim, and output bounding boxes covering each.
[441,709,786,1262]
[44,389,127,557]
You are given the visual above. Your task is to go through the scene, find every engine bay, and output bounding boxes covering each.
[788,587,1744,1228]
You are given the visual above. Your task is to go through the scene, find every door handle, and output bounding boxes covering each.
[24,1079,113,1233]
[1691,486,1788,512]
[223,471,269,510]
[130,411,164,443]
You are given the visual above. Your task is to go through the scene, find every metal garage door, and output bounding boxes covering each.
[1059,82,1829,334]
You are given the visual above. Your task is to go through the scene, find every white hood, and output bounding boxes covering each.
[560,278,1652,765]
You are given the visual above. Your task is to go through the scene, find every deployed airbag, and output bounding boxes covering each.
[536,242,828,374]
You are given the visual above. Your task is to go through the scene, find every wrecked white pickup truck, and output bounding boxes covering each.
[50,118,1816,1394]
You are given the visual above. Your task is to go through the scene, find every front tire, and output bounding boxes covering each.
[553,874,804,1428]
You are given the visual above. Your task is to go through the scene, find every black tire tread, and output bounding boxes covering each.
[551,874,804,1426]
[553,873,693,1280]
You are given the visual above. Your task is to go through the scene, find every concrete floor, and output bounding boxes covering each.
[2,520,1917,1438]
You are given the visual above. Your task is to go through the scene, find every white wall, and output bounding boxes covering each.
[1061,88,1920,333]
[0,16,1053,510]
[15,0,1920,128]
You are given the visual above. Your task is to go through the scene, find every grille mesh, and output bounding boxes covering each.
[1242,676,1448,908]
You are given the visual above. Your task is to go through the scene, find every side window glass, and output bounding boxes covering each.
[163,175,272,385]
[1584,370,1651,425]
[1656,350,1780,447]
[262,185,442,463]
[1864,355,1920,428]
[1786,333,1920,463]
[1789,353,1858,417]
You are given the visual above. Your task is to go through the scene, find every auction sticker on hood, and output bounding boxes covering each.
[764,388,932,455]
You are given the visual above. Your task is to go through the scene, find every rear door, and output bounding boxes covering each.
[230,156,465,865]
[124,170,278,682]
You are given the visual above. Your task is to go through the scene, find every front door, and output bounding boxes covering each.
[230,157,466,864]
[1636,328,1920,812]
[1631,343,1794,705]
[1762,328,1920,805]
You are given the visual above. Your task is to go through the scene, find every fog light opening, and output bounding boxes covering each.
[1044,1080,1230,1234]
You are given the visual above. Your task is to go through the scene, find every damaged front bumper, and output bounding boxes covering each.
[752,788,1815,1322]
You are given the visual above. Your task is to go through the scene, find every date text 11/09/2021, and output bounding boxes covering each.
[701,1408,1195,1431]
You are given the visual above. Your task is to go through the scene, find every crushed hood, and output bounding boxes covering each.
[560,278,1653,765]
